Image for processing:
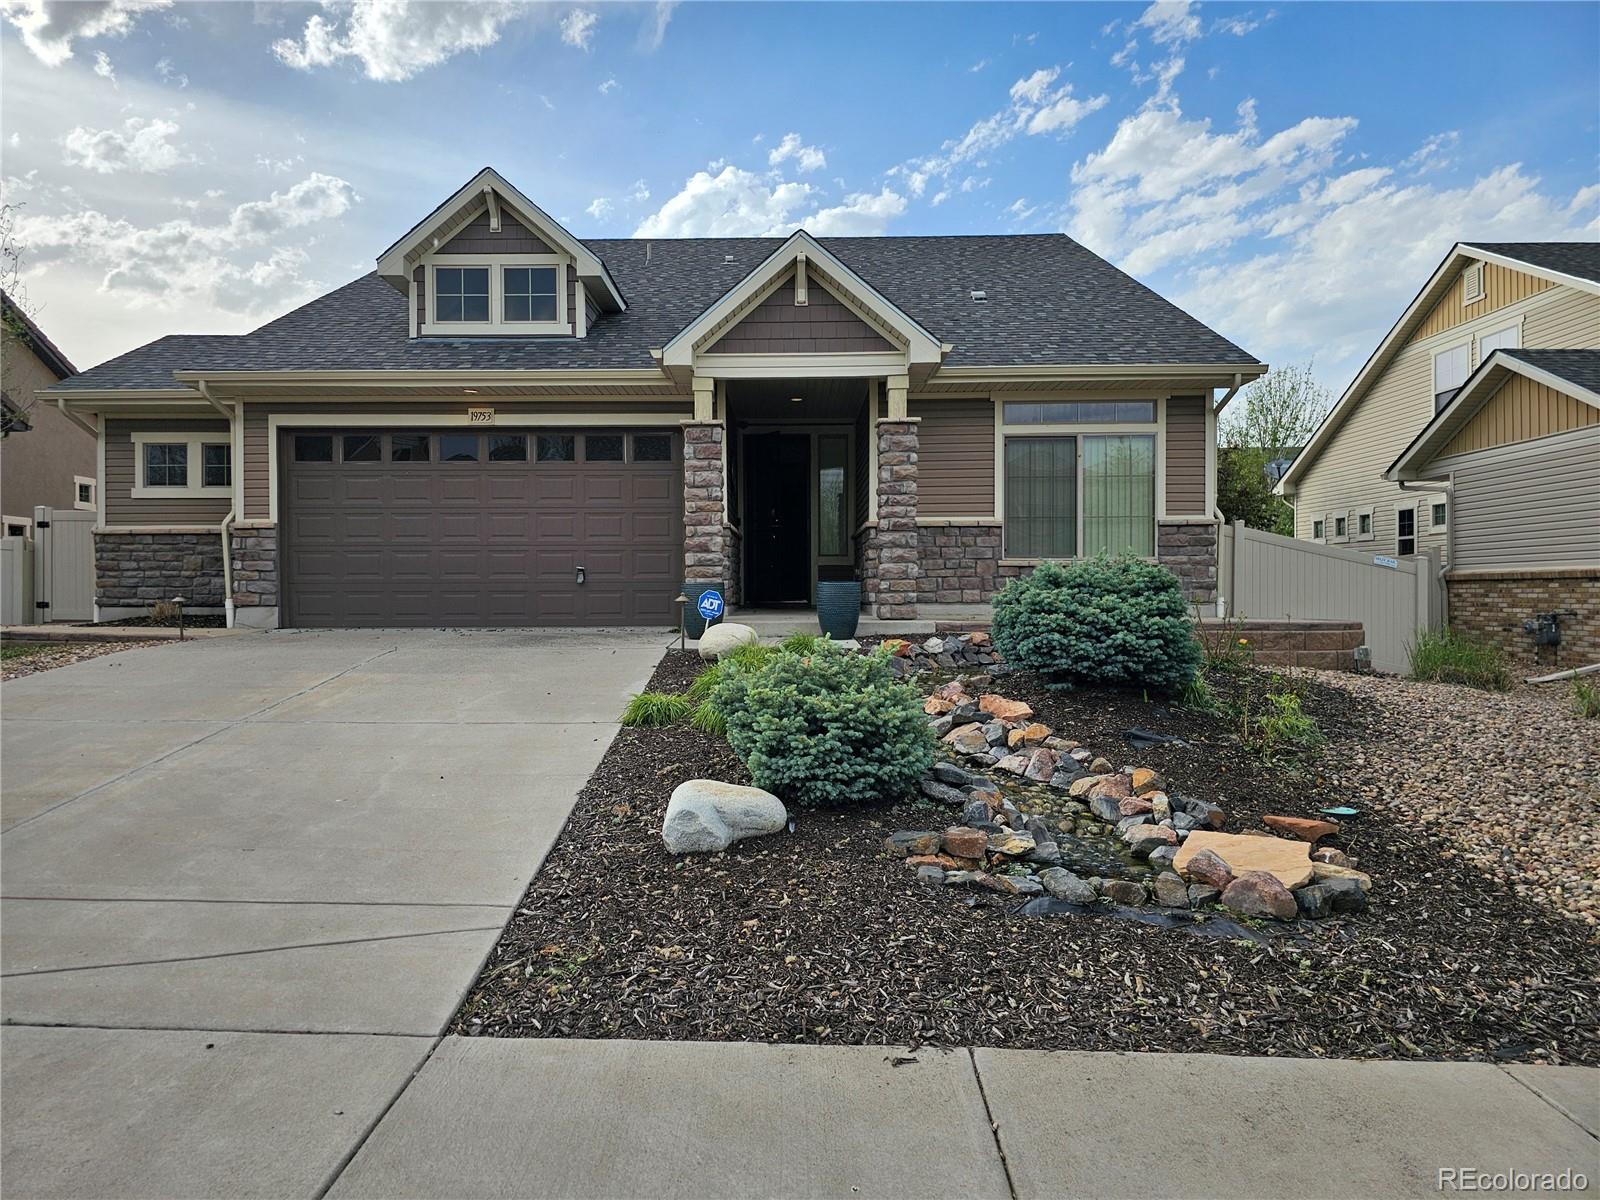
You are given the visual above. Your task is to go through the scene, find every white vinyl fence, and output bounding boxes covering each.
[1,535,33,625]
[1219,520,1444,674]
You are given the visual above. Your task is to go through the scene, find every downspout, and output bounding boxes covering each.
[56,398,100,439]
[197,382,239,629]
[1210,373,1244,619]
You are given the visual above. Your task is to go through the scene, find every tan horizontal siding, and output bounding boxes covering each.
[911,398,994,517]
[1164,395,1207,515]
[244,407,270,520]
[1447,427,1600,570]
[1410,261,1556,343]
[1443,375,1600,457]
[104,418,232,526]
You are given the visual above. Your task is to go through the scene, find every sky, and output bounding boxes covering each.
[1,0,1596,394]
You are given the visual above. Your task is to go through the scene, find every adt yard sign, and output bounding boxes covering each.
[696,589,725,622]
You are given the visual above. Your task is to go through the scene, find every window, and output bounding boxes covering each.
[1003,401,1156,424]
[1006,437,1077,558]
[633,434,672,462]
[294,435,333,463]
[1312,519,1325,541]
[343,434,381,462]
[818,434,848,558]
[503,266,558,323]
[1357,509,1373,539]
[434,267,490,322]
[4,518,30,537]
[144,442,188,487]
[1431,501,1448,530]
[390,434,431,462]
[585,435,623,461]
[202,443,231,488]
[439,435,479,462]
[537,434,575,462]
[1478,322,1519,362]
[1433,343,1470,412]
[488,434,527,462]
[1081,435,1155,556]
[74,476,96,511]
[1397,506,1416,556]
[1334,515,1348,540]
[1462,262,1485,304]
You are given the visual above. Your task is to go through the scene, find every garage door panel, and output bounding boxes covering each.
[283,428,679,627]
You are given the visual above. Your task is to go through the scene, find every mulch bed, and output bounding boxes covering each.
[453,651,1600,1064]
[86,614,229,628]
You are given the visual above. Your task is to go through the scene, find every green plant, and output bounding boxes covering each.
[1193,608,1256,675]
[1179,671,1219,713]
[991,556,1201,693]
[1408,629,1511,692]
[778,632,833,655]
[619,691,693,727]
[1253,690,1323,756]
[1572,677,1600,719]
[689,697,728,736]
[714,648,934,807]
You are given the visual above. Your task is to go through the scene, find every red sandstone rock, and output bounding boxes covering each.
[942,827,990,859]
[978,694,1033,722]
[1263,814,1342,842]
[1180,848,1235,890]
[1118,797,1155,817]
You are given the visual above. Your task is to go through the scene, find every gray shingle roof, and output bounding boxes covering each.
[55,233,1261,390]
[1463,242,1600,285]
[1500,348,1600,395]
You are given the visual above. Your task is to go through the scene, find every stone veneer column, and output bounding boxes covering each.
[682,421,730,595]
[230,524,280,627]
[1157,521,1218,606]
[874,418,919,619]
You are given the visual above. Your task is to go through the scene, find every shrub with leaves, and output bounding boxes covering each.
[619,691,692,727]
[1408,629,1511,692]
[713,648,933,807]
[1571,677,1599,720]
[991,556,1201,692]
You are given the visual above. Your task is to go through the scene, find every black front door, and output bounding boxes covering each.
[744,432,811,604]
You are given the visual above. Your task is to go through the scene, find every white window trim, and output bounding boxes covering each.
[3,513,33,538]
[129,432,234,500]
[1311,517,1326,543]
[1355,505,1375,542]
[422,253,568,336]
[1433,341,1471,399]
[1426,497,1449,532]
[1395,501,1419,556]
[1330,511,1350,543]
[73,475,97,511]
[1474,316,1523,366]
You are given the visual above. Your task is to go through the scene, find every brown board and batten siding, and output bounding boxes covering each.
[241,400,694,521]
[104,417,232,526]
[707,273,894,354]
[1163,396,1207,515]
[911,398,995,517]
[1441,375,1600,458]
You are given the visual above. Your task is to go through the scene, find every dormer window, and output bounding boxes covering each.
[435,267,490,323]
[503,266,558,323]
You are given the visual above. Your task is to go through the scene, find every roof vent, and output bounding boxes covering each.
[970,289,988,303]
[724,254,736,264]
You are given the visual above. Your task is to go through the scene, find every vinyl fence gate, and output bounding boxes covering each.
[31,505,97,623]
[1219,520,1444,675]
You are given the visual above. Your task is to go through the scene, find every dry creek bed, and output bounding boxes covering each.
[454,650,1600,1064]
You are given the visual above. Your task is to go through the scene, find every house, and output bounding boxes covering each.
[1275,243,1598,552]
[42,168,1264,629]
[1273,242,1599,666]
[1386,348,1599,667]
[2,291,91,537]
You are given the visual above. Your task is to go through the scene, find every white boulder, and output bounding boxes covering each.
[662,779,788,854]
[697,622,758,660]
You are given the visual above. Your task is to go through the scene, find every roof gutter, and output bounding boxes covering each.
[55,398,100,439]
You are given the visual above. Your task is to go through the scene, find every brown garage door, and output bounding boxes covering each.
[282,428,680,627]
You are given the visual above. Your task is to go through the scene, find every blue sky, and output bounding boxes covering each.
[3,1,1596,391]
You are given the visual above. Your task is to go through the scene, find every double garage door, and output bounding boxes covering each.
[282,428,681,627]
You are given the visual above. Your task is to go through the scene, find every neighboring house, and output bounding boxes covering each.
[1276,243,1599,563]
[1,291,91,537]
[42,167,1264,629]
[1387,348,1599,667]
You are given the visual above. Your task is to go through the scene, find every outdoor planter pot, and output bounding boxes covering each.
[816,579,862,641]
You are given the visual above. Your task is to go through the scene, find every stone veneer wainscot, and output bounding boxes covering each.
[95,530,226,612]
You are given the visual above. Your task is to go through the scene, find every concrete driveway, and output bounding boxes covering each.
[1,629,665,1198]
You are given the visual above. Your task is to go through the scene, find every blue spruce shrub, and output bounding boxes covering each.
[991,556,1200,692]
[713,648,934,808]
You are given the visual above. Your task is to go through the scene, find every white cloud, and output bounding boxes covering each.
[91,49,115,84]
[559,8,596,50]
[800,186,907,236]
[629,178,650,203]
[12,172,359,315]
[1007,197,1038,221]
[60,117,188,174]
[910,65,1108,183]
[272,0,535,83]
[1402,130,1460,173]
[598,76,618,94]
[639,1,675,51]
[154,55,187,87]
[969,57,991,72]
[1135,1,1201,47]
[0,0,170,67]
[586,196,612,219]
[768,133,826,173]
[1213,13,1262,36]
[931,189,950,206]
[634,165,812,237]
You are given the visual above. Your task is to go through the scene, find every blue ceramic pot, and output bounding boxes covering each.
[815,580,862,641]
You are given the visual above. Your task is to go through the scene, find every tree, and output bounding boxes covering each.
[1217,361,1333,534]
[1,202,41,437]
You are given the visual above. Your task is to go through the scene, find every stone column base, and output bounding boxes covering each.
[875,418,920,619]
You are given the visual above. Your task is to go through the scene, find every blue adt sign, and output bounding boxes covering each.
[696,589,725,621]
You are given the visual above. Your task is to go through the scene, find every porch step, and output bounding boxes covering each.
[726,609,937,638]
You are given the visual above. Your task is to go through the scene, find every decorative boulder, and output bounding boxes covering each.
[1039,867,1097,904]
[697,622,759,661]
[662,779,787,854]
[1221,871,1298,921]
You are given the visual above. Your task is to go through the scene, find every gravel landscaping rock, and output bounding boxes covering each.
[1,641,155,680]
